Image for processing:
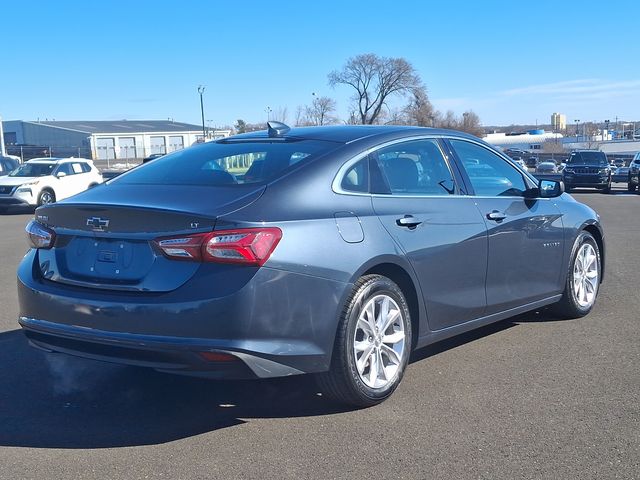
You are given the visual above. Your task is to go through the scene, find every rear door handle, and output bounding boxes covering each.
[396,215,422,228]
[486,210,507,221]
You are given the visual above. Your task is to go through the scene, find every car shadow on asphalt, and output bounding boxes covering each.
[409,308,564,364]
[0,309,563,449]
[0,329,352,449]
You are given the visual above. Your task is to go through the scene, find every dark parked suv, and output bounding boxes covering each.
[563,150,611,193]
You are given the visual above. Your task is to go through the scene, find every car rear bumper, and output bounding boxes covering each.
[17,249,349,378]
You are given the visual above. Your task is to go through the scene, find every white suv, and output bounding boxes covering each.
[0,157,103,208]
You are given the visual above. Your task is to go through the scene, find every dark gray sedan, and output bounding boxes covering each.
[17,124,604,407]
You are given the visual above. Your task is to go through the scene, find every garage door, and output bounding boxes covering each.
[119,137,137,159]
[96,138,115,161]
[150,136,166,155]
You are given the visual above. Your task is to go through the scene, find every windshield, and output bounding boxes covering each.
[115,139,340,186]
[9,163,56,177]
[567,152,607,165]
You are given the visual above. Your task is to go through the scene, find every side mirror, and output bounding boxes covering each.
[56,171,67,178]
[539,179,564,198]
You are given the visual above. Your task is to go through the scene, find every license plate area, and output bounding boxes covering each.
[63,237,155,281]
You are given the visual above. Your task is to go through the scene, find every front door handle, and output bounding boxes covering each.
[396,215,422,229]
[486,210,507,222]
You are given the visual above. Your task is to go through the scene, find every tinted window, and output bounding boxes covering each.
[80,162,92,173]
[373,139,455,195]
[341,159,369,193]
[567,151,607,165]
[451,140,527,196]
[116,140,339,186]
[9,163,55,177]
[56,163,75,176]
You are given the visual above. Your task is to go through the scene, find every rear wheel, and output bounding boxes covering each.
[317,275,412,407]
[37,189,56,206]
[628,175,637,192]
[551,232,601,319]
[602,181,611,194]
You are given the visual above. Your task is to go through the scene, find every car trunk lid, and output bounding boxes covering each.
[34,184,265,292]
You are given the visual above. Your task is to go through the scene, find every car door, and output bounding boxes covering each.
[370,138,488,331]
[51,163,76,200]
[447,139,565,314]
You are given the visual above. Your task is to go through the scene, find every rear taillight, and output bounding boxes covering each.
[154,227,282,266]
[26,220,56,249]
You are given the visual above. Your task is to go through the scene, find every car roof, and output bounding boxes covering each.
[225,125,480,144]
[26,157,92,164]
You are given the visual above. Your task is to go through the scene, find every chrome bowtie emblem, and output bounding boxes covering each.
[86,216,110,231]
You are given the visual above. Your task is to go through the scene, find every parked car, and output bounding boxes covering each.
[627,153,640,192]
[18,124,604,407]
[536,161,558,173]
[0,157,103,208]
[562,150,611,193]
[613,166,629,183]
[0,156,20,176]
[525,156,539,169]
[510,156,527,170]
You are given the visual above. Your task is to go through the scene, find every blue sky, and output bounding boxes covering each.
[2,0,639,128]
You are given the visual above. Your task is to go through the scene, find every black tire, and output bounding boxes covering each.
[317,275,412,407]
[37,189,56,206]
[628,176,637,192]
[551,231,601,319]
[602,182,611,194]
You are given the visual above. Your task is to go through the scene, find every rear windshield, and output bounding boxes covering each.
[115,139,340,186]
[567,152,607,165]
[9,163,55,177]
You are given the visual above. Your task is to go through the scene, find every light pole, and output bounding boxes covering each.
[604,119,610,140]
[574,119,580,141]
[265,106,272,122]
[197,86,206,139]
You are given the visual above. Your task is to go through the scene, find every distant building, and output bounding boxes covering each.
[1,120,231,160]
[484,130,563,152]
[551,113,566,131]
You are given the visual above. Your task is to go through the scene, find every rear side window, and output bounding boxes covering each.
[341,159,369,193]
[372,139,455,195]
[116,140,339,186]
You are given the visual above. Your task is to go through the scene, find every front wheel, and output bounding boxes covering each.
[317,275,412,407]
[551,232,601,319]
[37,189,56,206]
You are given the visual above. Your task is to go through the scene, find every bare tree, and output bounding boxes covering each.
[271,106,288,124]
[403,85,435,126]
[460,110,484,137]
[328,53,422,125]
[304,96,337,126]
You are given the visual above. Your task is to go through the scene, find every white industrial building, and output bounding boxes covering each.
[2,120,231,160]
[484,130,563,151]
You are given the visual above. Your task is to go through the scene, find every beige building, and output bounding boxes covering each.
[551,113,567,131]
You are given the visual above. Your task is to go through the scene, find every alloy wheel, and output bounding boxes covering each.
[353,294,406,389]
[572,243,599,308]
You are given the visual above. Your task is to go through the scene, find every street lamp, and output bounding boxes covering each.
[197,85,206,139]
[265,106,272,122]
[604,119,610,141]
[574,119,580,141]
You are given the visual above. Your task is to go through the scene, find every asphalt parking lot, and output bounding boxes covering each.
[0,189,638,479]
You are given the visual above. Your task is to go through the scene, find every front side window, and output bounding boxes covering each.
[372,139,455,195]
[115,140,339,186]
[450,140,528,197]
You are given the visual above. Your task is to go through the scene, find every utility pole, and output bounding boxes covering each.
[197,86,206,139]
[0,115,5,156]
